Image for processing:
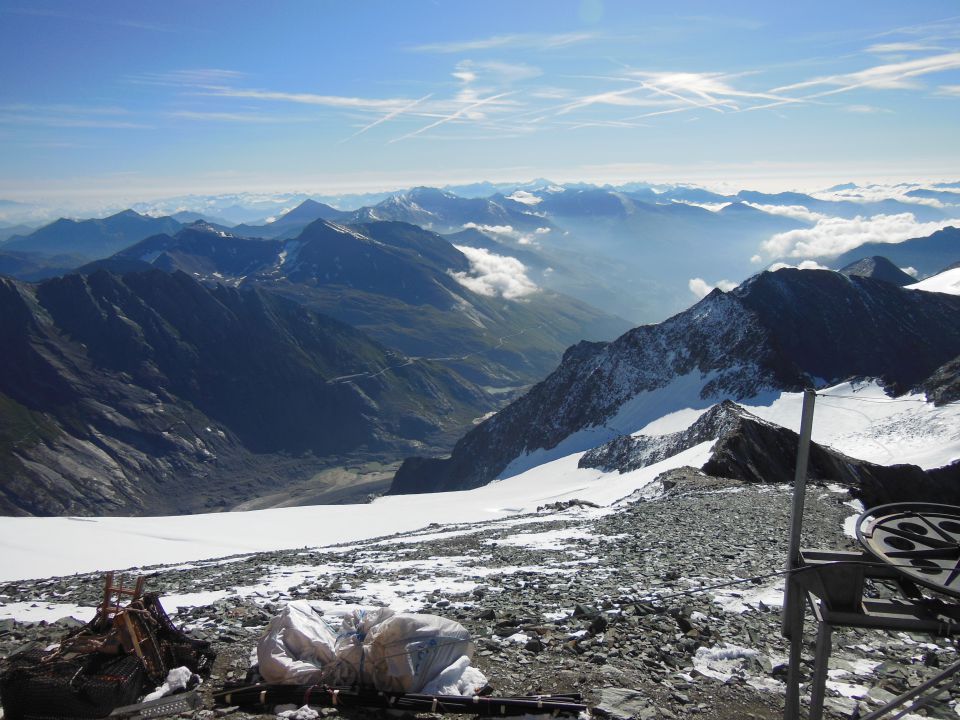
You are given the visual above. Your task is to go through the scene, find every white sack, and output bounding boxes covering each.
[365,613,475,693]
[257,601,339,684]
[257,603,482,693]
[333,607,395,687]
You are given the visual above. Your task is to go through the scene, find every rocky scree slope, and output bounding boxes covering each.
[2,476,958,720]
[391,269,960,494]
[0,269,487,516]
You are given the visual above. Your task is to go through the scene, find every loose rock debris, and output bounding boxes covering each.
[2,471,959,720]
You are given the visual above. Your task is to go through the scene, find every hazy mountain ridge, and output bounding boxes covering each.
[92,219,630,390]
[4,183,958,325]
[391,269,960,494]
[4,210,183,260]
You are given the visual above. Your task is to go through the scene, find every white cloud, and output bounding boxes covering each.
[810,182,954,208]
[450,245,538,299]
[688,277,737,299]
[506,190,542,205]
[750,254,763,264]
[462,222,543,245]
[671,200,731,212]
[743,202,828,223]
[937,84,960,96]
[762,213,960,259]
[768,260,830,271]
[902,266,919,278]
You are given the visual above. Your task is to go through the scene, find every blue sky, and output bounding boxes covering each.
[1,1,958,202]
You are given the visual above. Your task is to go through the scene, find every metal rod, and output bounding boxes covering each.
[782,387,816,638]
[808,622,832,720]
[856,657,960,720]
[783,591,805,720]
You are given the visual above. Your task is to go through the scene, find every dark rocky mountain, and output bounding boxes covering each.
[838,255,916,286]
[0,269,489,516]
[231,199,353,239]
[4,210,182,261]
[922,355,960,406]
[578,400,960,508]
[390,268,960,494]
[82,223,282,279]
[92,220,630,391]
[831,226,960,277]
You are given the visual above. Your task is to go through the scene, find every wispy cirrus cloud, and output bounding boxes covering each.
[129,68,247,86]
[2,6,178,32]
[410,32,597,53]
[198,85,408,111]
[167,110,312,124]
[342,93,435,141]
[842,104,892,114]
[772,52,960,96]
[389,92,516,143]
[866,42,946,54]
[455,60,542,84]
[0,104,151,129]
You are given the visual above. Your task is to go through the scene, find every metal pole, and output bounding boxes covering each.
[781,388,816,638]
[782,389,817,720]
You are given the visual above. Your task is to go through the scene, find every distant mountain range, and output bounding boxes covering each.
[390,268,960,494]
[0,269,491,516]
[4,183,959,324]
[85,220,630,390]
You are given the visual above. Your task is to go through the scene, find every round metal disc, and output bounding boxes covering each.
[856,502,960,599]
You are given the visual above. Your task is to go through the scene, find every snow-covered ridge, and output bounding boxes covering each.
[907,267,960,296]
[2,381,955,583]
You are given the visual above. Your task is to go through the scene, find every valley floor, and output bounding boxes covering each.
[2,471,958,720]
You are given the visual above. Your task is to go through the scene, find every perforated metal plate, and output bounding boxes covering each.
[856,502,960,599]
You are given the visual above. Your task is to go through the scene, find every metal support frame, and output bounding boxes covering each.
[783,549,960,720]
[780,389,960,719]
